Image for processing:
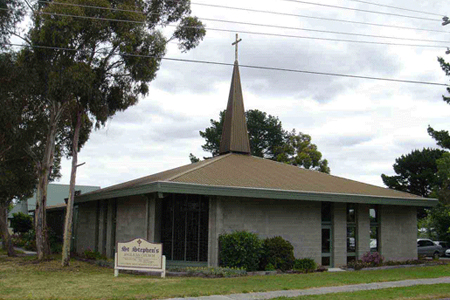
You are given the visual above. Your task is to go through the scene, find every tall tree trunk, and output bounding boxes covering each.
[62,107,82,266]
[35,103,62,260]
[0,201,16,256]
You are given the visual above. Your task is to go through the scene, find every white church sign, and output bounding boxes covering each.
[114,238,166,278]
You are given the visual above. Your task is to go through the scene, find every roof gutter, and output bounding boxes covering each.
[75,181,438,207]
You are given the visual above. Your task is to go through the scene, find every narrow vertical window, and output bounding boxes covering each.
[346,204,357,264]
[321,202,332,266]
[370,205,379,252]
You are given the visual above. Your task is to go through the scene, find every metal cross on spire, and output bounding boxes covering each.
[232,34,242,61]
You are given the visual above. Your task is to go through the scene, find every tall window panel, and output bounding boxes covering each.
[369,205,379,253]
[346,204,357,264]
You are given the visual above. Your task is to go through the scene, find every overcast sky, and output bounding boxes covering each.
[56,0,450,190]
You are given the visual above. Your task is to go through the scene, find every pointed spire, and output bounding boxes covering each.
[219,60,251,155]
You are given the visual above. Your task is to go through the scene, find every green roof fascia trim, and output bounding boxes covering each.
[75,181,438,207]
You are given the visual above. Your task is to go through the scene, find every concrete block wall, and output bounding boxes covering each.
[380,205,417,261]
[115,195,147,243]
[208,197,221,267]
[75,201,98,254]
[356,204,370,258]
[97,200,107,256]
[211,197,322,266]
[105,199,115,258]
[76,195,159,259]
[332,203,347,267]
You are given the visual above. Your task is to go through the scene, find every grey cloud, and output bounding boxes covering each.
[320,135,375,148]
[111,99,190,125]
[145,120,207,143]
[154,33,402,103]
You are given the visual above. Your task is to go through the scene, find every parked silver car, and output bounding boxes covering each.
[417,239,443,259]
[446,248,450,257]
[434,241,450,256]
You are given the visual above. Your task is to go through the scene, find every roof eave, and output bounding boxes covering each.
[74,181,437,207]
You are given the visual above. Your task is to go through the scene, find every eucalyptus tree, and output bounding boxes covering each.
[0,0,24,49]
[0,52,37,257]
[18,0,205,263]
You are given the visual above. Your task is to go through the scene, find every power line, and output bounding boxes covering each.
[33,1,450,35]
[201,26,446,48]
[29,6,450,44]
[201,18,449,44]
[278,0,441,21]
[7,43,449,87]
[37,0,144,15]
[343,0,442,17]
[189,3,450,34]
[32,11,448,49]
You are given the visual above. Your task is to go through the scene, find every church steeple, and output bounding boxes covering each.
[219,35,251,155]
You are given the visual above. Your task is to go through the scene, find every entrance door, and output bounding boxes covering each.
[321,226,332,266]
[161,194,209,262]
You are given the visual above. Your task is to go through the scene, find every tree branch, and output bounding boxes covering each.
[8,31,31,45]
[23,0,34,13]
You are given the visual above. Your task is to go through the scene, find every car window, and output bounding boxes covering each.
[426,241,435,246]
[418,240,426,247]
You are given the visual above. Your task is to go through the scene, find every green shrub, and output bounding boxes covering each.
[361,251,384,266]
[260,236,295,271]
[293,258,317,273]
[219,231,262,271]
[48,228,63,254]
[265,263,276,271]
[11,229,36,251]
[347,259,367,270]
[10,212,33,234]
[83,248,106,260]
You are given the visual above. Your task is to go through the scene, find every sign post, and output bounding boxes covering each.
[114,238,165,278]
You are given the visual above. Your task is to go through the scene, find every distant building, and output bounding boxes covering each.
[8,184,100,237]
[74,58,436,268]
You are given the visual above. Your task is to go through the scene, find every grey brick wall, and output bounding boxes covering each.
[380,205,417,261]
[333,202,347,267]
[357,204,370,259]
[75,201,97,254]
[75,194,419,265]
[211,197,321,266]
[115,195,147,243]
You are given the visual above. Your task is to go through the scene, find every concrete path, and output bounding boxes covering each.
[166,277,450,300]
[0,242,36,255]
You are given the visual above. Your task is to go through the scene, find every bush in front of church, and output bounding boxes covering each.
[219,231,262,271]
[260,236,295,272]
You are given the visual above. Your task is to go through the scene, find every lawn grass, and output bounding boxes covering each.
[1,254,450,299]
[274,284,450,300]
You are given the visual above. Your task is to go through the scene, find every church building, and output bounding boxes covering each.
[74,46,436,268]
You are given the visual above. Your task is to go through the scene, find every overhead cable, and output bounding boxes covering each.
[201,17,449,44]
[24,6,450,44]
[278,0,440,21]
[32,1,450,34]
[344,0,442,17]
[191,3,448,33]
[7,43,449,87]
[31,11,449,49]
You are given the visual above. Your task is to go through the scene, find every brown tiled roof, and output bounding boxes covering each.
[219,61,251,155]
[83,153,423,200]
